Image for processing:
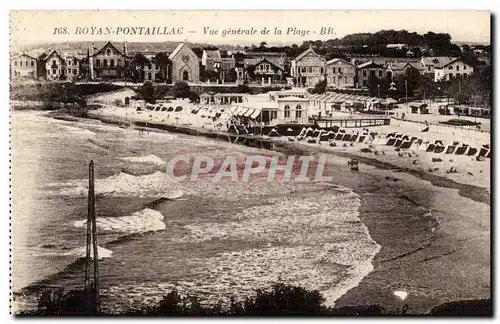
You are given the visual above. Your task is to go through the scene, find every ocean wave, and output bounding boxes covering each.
[62,245,113,260]
[44,171,180,198]
[120,154,166,166]
[72,208,165,235]
[55,123,97,137]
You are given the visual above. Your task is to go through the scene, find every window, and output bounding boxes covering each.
[104,59,108,67]
[74,59,77,65]
[449,73,453,78]
[456,65,459,71]
[111,59,115,67]
[302,67,306,73]
[379,70,382,77]
[148,63,151,69]
[106,48,112,56]
[448,66,453,70]
[363,80,367,86]
[332,67,336,73]
[52,60,56,65]
[31,61,34,67]
[339,67,342,73]
[73,69,77,75]
[67,69,71,74]
[20,61,23,67]
[96,59,100,67]
[26,61,28,66]
[271,111,277,120]
[320,67,324,74]
[14,61,17,66]
[117,59,121,66]
[284,105,290,118]
[52,69,56,75]
[308,67,312,73]
[68,60,72,66]
[427,67,431,71]
[296,105,302,118]
[363,70,366,77]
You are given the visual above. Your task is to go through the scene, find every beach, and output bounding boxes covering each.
[12,103,490,314]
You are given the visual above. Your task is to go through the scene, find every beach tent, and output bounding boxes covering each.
[350,134,359,142]
[304,127,315,137]
[343,134,352,141]
[486,150,491,158]
[434,144,445,153]
[466,147,478,156]
[395,133,403,139]
[426,144,436,152]
[399,141,413,149]
[421,126,429,132]
[478,146,489,158]
[454,144,468,155]
[445,145,456,154]
[335,133,344,140]
[402,135,410,141]
[386,132,396,138]
[328,131,337,140]
[394,139,403,147]
[268,128,280,137]
[386,138,397,146]
[320,132,331,142]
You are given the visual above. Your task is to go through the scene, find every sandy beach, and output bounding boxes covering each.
[61,100,489,314]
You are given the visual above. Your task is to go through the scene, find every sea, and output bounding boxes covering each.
[11,111,381,313]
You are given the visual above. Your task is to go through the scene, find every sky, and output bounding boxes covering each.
[10,10,491,50]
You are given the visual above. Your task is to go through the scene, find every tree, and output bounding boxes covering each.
[311,79,327,94]
[153,52,171,83]
[129,53,150,81]
[138,81,155,103]
[394,66,421,95]
[172,82,191,98]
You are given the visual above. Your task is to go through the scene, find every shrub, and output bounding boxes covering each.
[360,148,372,153]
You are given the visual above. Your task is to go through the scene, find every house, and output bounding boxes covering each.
[90,41,128,80]
[244,57,285,85]
[11,53,37,80]
[168,43,200,83]
[231,89,309,126]
[44,50,66,80]
[325,58,356,88]
[61,51,83,80]
[385,62,421,81]
[291,46,326,87]
[356,61,387,88]
[433,58,474,82]
[141,53,162,82]
[202,50,221,72]
[420,56,457,75]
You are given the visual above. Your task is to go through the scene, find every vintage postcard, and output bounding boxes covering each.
[10,10,491,316]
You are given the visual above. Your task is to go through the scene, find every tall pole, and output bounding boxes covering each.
[405,79,408,113]
[88,160,100,313]
[85,163,92,292]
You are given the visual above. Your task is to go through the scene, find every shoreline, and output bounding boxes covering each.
[25,110,490,314]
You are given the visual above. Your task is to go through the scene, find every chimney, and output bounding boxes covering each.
[123,42,128,56]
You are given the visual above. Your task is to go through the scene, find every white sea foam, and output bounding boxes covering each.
[73,208,165,235]
[120,154,166,166]
[45,171,179,198]
[55,123,96,137]
[162,188,381,307]
[62,245,113,260]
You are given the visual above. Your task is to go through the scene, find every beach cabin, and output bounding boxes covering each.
[410,103,429,114]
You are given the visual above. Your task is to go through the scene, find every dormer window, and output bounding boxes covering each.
[106,48,112,56]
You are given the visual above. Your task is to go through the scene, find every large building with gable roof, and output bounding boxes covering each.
[290,46,327,87]
[168,43,200,83]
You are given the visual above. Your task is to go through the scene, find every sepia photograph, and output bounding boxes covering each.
[9,10,491,316]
